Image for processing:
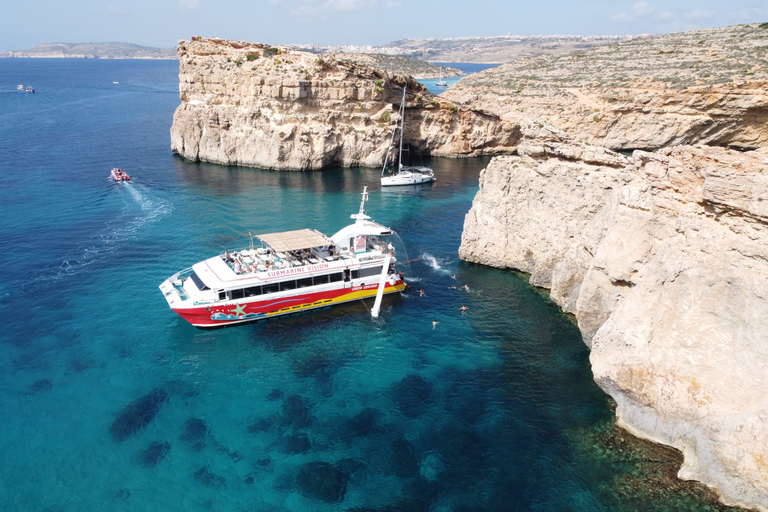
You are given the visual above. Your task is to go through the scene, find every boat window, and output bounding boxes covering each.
[313,274,329,285]
[262,283,280,294]
[231,289,245,299]
[296,277,313,288]
[351,270,360,279]
[244,286,262,297]
[358,266,383,278]
[329,272,343,283]
[280,280,297,291]
[190,272,209,291]
[217,290,226,300]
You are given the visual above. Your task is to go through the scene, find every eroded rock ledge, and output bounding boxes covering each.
[170,37,519,170]
[460,122,768,511]
[444,23,768,152]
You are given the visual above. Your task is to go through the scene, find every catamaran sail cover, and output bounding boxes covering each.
[256,228,332,252]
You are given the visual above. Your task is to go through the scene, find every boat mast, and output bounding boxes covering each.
[397,86,406,171]
[351,186,370,222]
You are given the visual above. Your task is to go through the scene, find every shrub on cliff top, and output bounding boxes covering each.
[246,53,259,61]
[263,47,281,57]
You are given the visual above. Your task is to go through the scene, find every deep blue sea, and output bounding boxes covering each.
[0,59,729,512]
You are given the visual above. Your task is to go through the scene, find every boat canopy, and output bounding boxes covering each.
[256,228,332,252]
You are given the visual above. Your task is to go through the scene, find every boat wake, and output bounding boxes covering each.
[29,185,171,286]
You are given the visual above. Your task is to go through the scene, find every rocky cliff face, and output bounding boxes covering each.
[460,122,768,510]
[444,23,768,152]
[170,37,518,170]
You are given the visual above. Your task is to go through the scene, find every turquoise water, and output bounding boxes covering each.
[419,63,499,94]
[0,59,729,511]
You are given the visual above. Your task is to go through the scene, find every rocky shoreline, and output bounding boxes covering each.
[170,37,518,170]
[459,121,768,510]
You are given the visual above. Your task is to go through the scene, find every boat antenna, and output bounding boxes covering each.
[351,186,370,222]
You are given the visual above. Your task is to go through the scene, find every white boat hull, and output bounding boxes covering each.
[381,167,436,187]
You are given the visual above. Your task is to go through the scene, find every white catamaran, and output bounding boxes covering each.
[380,87,436,187]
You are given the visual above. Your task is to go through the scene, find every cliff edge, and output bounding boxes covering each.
[444,23,768,152]
[460,122,768,510]
[170,37,518,170]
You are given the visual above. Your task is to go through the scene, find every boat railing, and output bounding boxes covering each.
[169,267,194,301]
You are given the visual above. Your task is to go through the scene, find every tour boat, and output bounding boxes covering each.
[111,168,130,182]
[381,87,436,187]
[159,188,408,328]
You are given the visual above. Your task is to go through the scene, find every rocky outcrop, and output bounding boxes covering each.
[444,23,768,152]
[459,122,768,510]
[170,37,519,170]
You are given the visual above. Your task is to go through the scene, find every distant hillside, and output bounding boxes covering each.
[4,35,631,64]
[332,53,461,79]
[0,42,177,59]
[298,34,628,64]
[443,22,768,150]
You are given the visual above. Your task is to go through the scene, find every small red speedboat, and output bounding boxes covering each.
[111,168,130,182]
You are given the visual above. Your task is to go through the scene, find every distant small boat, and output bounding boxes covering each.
[113,81,119,84]
[25,86,34,93]
[436,69,447,87]
[17,84,24,91]
[111,168,131,182]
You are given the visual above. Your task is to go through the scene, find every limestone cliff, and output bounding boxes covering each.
[170,37,518,170]
[460,122,768,510]
[444,23,768,152]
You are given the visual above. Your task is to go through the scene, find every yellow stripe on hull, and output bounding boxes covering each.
[264,283,406,317]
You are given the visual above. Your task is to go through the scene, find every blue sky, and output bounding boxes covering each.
[2,0,768,51]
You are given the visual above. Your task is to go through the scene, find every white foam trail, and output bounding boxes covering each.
[125,183,155,211]
[420,252,453,275]
[29,185,172,285]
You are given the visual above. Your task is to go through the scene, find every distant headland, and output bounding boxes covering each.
[0,42,177,59]
[1,35,625,63]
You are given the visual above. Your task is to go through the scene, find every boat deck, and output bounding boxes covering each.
[225,242,389,276]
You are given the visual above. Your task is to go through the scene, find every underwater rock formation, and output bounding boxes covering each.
[109,388,168,442]
[281,394,314,429]
[392,374,433,418]
[138,441,170,468]
[179,417,208,451]
[193,465,227,490]
[295,461,349,503]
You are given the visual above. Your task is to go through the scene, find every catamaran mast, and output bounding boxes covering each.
[397,86,406,171]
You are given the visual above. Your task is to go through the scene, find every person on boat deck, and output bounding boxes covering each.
[329,245,335,256]
[234,260,242,274]
[388,242,394,255]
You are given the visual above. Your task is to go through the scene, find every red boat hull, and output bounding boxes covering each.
[173,280,406,328]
